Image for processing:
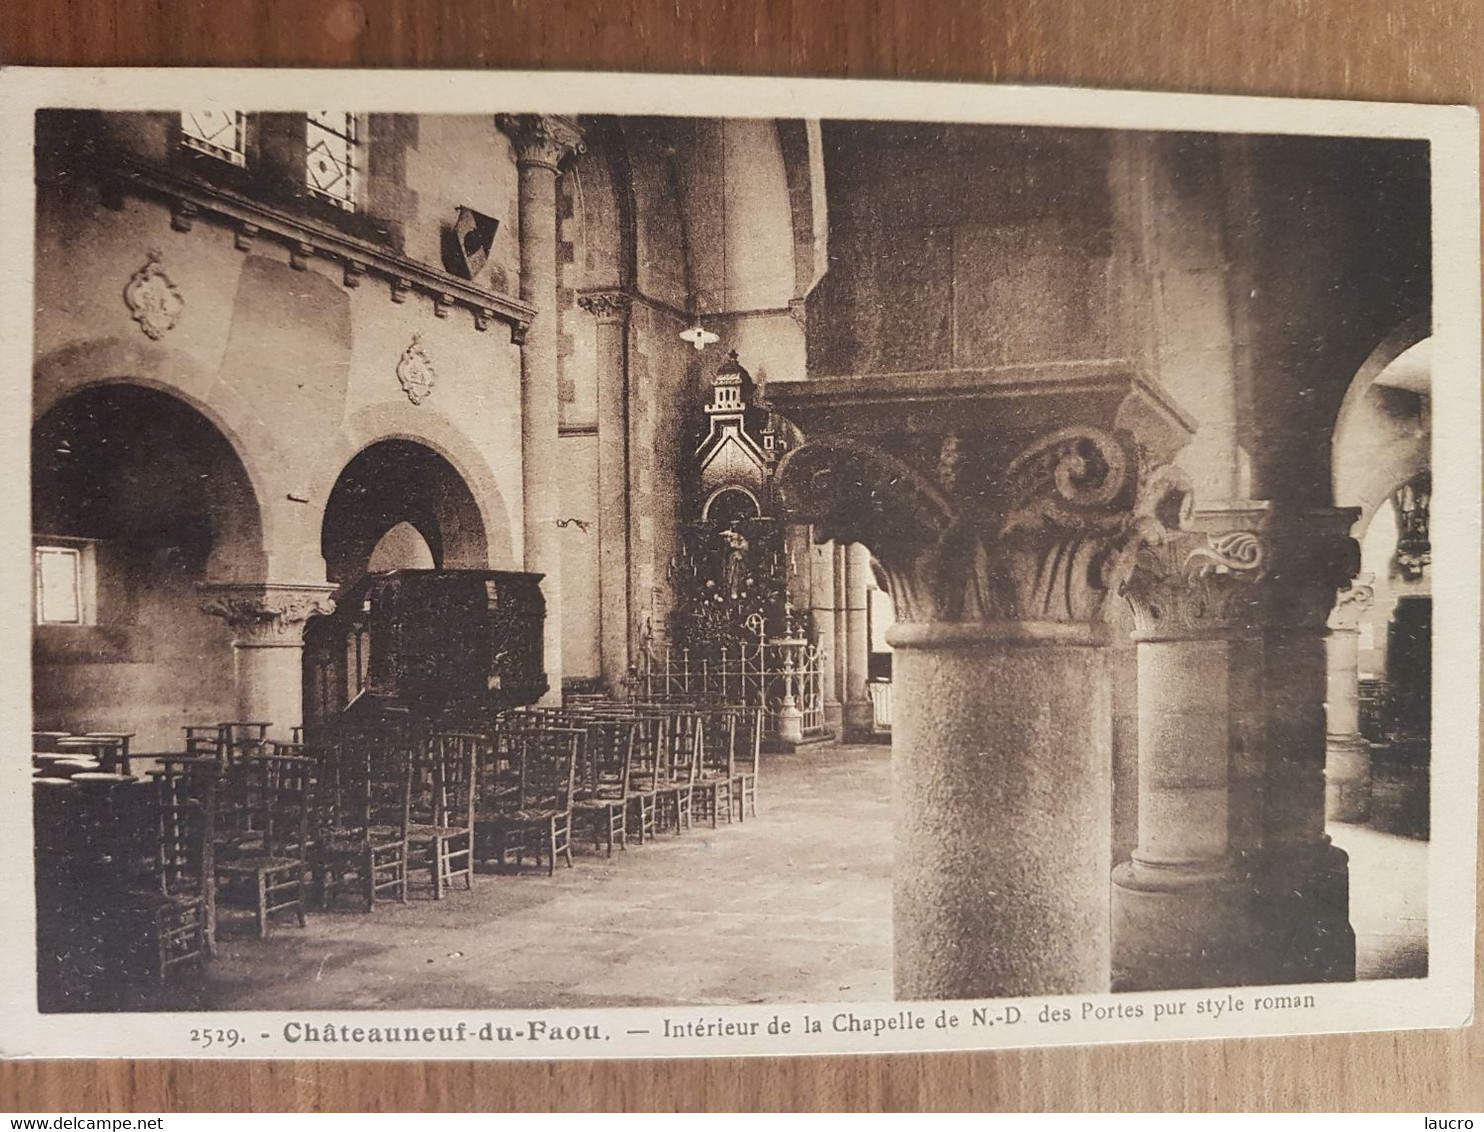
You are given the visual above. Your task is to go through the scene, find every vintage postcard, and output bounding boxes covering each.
[0,67,1476,1059]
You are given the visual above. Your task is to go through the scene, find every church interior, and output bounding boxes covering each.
[29,108,1432,1011]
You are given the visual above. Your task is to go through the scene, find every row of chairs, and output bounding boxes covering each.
[36,701,763,989]
[502,701,762,865]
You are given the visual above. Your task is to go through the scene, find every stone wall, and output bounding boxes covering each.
[32,110,527,746]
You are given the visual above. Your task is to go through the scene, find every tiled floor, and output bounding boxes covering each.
[89,741,1425,1012]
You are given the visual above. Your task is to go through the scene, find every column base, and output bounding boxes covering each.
[841,699,874,742]
[1251,840,1356,984]
[776,701,805,745]
[1325,733,1373,823]
[822,701,844,733]
[1111,860,1252,991]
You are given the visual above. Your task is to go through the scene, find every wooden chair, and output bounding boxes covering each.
[623,714,665,844]
[118,767,218,980]
[656,709,701,834]
[182,724,226,760]
[214,752,312,937]
[477,727,578,875]
[731,707,763,821]
[308,735,412,911]
[81,732,135,775]
[219,721,271,765]
[408,733,478,899]
[693,709,737,828]
[572,718,634,855]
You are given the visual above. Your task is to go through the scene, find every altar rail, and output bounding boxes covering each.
[636,637,826,741]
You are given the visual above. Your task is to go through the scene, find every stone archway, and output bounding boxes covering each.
[320,438,491,586]
[32,382,269,749]
[1326,325,1432,823]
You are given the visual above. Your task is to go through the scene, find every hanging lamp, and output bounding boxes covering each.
[679,120,727,353]
[680,323,719,351]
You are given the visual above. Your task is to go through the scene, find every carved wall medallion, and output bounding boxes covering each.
[396,333,436,405]
[123,250,184,340]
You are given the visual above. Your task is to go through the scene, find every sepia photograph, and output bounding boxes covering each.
[2,68,1477,1059]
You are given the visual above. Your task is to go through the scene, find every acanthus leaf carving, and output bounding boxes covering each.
[495,114,586,171]
[1120,530,1267,636]
[577,290,633,323]
[199,584,337,646]
[777,428,1194,626]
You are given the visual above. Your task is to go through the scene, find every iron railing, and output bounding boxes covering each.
[635,635,826,740]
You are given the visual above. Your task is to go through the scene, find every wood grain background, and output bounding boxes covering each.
[2,0,1480,1111]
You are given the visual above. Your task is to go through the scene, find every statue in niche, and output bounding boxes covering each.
[719,522,750,599]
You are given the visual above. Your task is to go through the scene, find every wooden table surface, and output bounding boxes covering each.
[2,0,1480,1112]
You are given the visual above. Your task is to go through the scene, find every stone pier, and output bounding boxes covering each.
[1325,578,1377,823]
[498,113,585,704]
[200,582,337,740]
[772,367,1194,999]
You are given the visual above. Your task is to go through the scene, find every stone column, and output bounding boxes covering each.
[809,537,842,733]
[200,583,336,740]
[1251,508,1361,985]
[1111,525,1264,991]
[832,543,848,713]
[842,541,874,740]
[498,113,585,705]
[773,372,1195,999]
[1325,578,1375,823]
[578,290,632,695]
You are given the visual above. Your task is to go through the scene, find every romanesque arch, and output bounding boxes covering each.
[319,438,492,585]
[31,381,268,748]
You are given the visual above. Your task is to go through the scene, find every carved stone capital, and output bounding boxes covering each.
[496,114,586,172]
[778,427,1192,625]
[1122,529,1267,636]
[771,370,1202,628]
[1187,503,1362,632]
[199,583,337,647]
[578,290,632,324]
[769,368,1209,629]
[1327,574,1376,632]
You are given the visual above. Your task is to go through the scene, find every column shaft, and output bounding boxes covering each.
[500,115,584,704]
[583,293,632,693]
[809,538,841,732]
[892,622,1113,998]
[1325,580,1375,823]
[1111,631,1250,990]
[842,541,873,739]
[1255,626,1355,983]
[231,642,306,738]
[832,543,848,712]
[518,163,562,702]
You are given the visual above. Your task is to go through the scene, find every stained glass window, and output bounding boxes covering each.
[180,110,247,166]
[305,111,359,210]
